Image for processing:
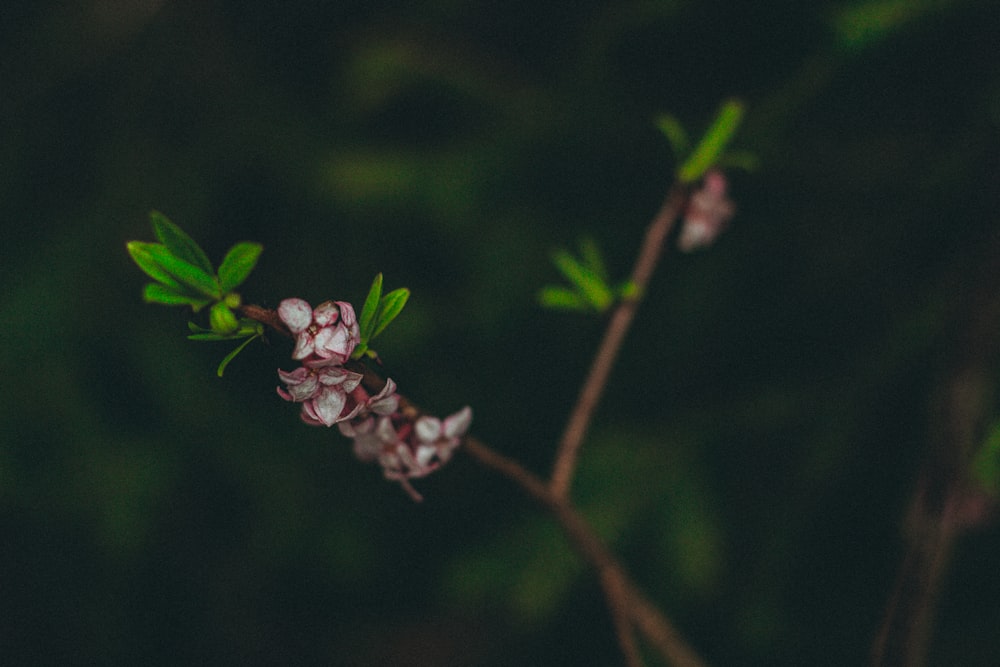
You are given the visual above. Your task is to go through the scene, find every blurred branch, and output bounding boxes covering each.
[549,182,689,500]
[463,436,708,667]
[872,232,1000,667]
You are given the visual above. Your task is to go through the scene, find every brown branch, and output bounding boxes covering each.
[872,233,1000,666]
[549,183,688,500]
[464,437,709,667]
[240,303,290,337]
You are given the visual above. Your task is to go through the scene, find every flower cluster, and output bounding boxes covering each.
[677,169,735,252]
[275,298,471,500]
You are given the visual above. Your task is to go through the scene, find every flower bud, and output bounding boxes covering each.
[677,169,735,252]
[209,302,239,335]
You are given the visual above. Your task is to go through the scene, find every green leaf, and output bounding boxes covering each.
[217,242,263,292]
[188,332,230,341]
[371,287,410,339]
[577,236,608,282]
[188,318,262,341]
[143,243,221,299]
[678,99,745,184]
[655,113,689,157]
[551,249,613,312]
[216,333,261,377]
[538,285,589,312]
[128,242,186,291]
[150,211,214,275]
[209,302,239,335]
[973,422,1000,496]
[143,283,212,310]
[359,273,384,342]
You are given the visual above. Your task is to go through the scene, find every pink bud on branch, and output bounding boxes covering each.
[677,169,735,252]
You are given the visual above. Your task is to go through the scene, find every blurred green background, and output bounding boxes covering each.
[3,0,1000,664]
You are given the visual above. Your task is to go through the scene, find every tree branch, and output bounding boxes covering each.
[872,233,1000,666]
[464,437,709,667]
[549,182,688,500]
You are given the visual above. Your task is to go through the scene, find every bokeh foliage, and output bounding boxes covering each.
[2,0,1000,665]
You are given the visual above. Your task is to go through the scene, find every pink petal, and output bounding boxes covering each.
[335,301,357,327]
[414,416,442,443]
[291,334,315,360]
[315,366,360,387]
[443,406,473,438]
[313,326,351,362]
[368,378,399,415]
[312,301,340,327]
[278,298,313,333]
[310,386,347,426]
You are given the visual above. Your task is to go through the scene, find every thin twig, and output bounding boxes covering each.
[240,303,290,337]
[872,233,1000,666]
[549,183,688,500]
[464,437,709,667]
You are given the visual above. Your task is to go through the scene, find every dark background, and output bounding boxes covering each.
[2,0,999,664]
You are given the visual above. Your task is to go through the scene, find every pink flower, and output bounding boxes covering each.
[278,298,360,367]
[365,377,399,416]
[412,406,473,467]
[277,365,365,427]
[677,170,735,252]
[274,293,471,501]
[338,405,472,501]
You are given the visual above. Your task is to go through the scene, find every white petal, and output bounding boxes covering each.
[312,301,339,326]
[291,334,315,360]
[311,387,346,426]
[374,416,399,443]
[414,444,437,467]
[443,406,473,438]
[336,301,357,327]
[278,299,313,333]
[414,416,442,443]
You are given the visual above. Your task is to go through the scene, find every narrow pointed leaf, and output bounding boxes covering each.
[216,333,261,377]
[538,286,589,312]
[371,288,410,339]
[359,273,384,341]
[218,242,263,292]
[578,236,608,282]
[655,113,689,157]
[551,250,613,312]
[150,211,214,274]
[552,249,588,285]
[143,283,211,310]
[143,243,221,299]
[188,318,261,340]
[188,332,231,341]
[678,98,745,184]
[128,242,186,291]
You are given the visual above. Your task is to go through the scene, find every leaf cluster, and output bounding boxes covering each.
[657,98,757,184]
[354,272,410,359]
[537,237,636,314]
[127,212,265,375]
